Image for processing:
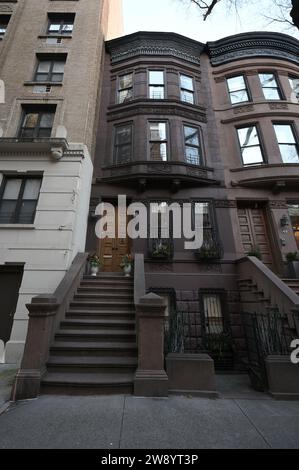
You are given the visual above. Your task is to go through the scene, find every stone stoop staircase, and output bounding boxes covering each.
[281,279,299,297]
[40,274,137,395]
[237,278,271,313]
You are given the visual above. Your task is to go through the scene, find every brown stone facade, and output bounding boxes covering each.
[87,31,299,371]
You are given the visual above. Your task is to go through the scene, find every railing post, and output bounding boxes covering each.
[11,296,59,400]
[134,292,168,397]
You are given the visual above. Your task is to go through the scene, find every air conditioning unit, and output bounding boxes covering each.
[33,85,51,94]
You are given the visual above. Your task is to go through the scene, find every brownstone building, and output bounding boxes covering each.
[86,31,299,371]
[12,28,299,397]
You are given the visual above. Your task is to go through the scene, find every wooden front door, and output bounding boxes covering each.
[99,207,130,272]
[237,207,273,267]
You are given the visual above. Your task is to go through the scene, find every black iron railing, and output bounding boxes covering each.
[242,309,296,391]
[150,238,174,260]
[196,227,223,261]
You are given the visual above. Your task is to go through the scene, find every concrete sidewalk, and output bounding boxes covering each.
[0,374,298,449]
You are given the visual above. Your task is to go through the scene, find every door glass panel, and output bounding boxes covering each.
[23,113,39,128]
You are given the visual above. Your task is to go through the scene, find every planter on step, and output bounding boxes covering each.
[166,353,218,397]
[287,260,299,279]
[123,264,132,277]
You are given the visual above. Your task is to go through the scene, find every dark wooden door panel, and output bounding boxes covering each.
[0,266,23,344]
[237,207,273,267]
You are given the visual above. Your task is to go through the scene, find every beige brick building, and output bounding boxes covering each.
[0,0,123,364]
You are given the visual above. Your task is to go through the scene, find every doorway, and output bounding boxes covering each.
[0,265,23,346]
[237,205,274,267]
[98,206,131,272]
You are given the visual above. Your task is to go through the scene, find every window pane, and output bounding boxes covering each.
[241,147,264,165]
[184,126,199,146]
[115,126,131,145]
[0,200,17,223]
[180,75,193,91]
[37,61,51,73]
[36,74,49,82]
[181,90,194,104]
[227,76,246,92]
[274,124,296,144]
[3,179,22,199]
[23,179,41,200]
[118,89,133,103]
[203,295,223,334]
[52,61,65,73]
[20,128,35,138]
[119,74,132,90]
[259,73,277,88]
[40,113,54,128]
[38,128,52,138]
[23,113,39,128]
[149,86,164,99]
[186,146,200,165]
[61,24,73,33]
[289,77,299,102]
[150,142,167,161]
[49,23,60,32]
[149,71,164,85]
[150,123,166,141]
[18,201,37,224]
[51,74,63,83]
[238,126,260,147]
[263,88,280,100]
[115,145,131,164]
[279,145,299,163]
[230,90,249,104]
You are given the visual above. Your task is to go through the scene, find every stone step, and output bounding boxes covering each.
[46,356,138,373]
[69,300,135,311]
[41,372,134,395]
[83,275,133,282]
[77,286,133,294]
[66,309,135,320]
[74,293,134,301]
[50,341,138,357]
[61,318,135,330]
[55,329,136,342]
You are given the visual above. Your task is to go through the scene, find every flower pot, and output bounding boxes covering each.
[123,264,132,277]
[287,260,299,279]
[90,265,99,277]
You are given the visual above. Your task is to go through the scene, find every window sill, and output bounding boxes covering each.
[38,34,72,39]
[24,81,63,87]
[0,224,35,229]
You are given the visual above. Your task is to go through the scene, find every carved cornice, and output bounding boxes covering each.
[106,32,204,65]
[207,32,299,66]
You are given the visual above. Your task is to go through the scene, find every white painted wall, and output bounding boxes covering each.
[0,145,93,364]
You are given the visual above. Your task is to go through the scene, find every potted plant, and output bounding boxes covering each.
[196,236,221,261]
[151,241,171,259]
[286,251,299,279]
[120,254,133,277]
[88,254,102,276]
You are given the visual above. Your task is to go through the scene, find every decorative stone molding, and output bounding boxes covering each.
[106,32,204,66]
[0,6,13,13]
[233,105,255,114]
[214,199,237,208]
[107,101,207,123]
[207,33,299,66]
[269,200,288,209]
[269,102,289,110]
